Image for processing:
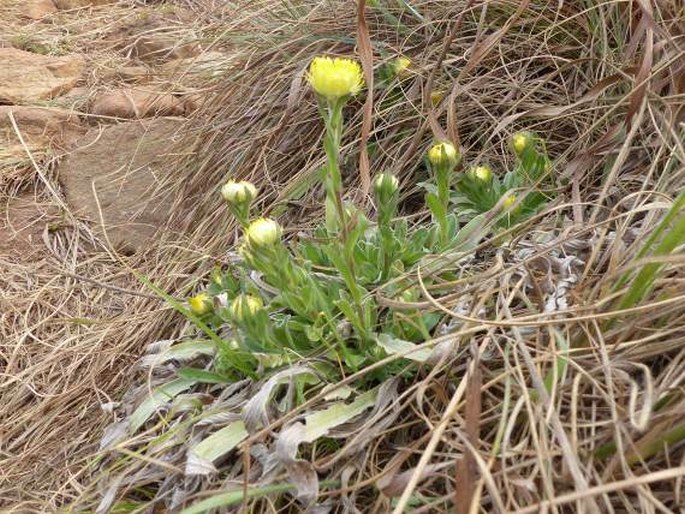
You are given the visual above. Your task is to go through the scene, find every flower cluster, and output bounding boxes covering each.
[182,54,555,382]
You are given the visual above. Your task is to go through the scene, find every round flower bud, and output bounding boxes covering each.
[221,180,257,205]
[427,141,458,167]
[188,292,212,316]
[245,218,281,249]
[502,194,517,210]
[373,173,399,198]
[431,90,444,107]
[229,294,263,323]
[512,132,532,156]
[470,166,493,182]
[307,56,365,101]
[393,56,411,76]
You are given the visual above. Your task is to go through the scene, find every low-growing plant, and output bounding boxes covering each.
[183,55,556,388]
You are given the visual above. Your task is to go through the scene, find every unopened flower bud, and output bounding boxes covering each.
[393,56,411,76]
[470,166,492,182]
[221,180,257,205]
[502,194,517,210]
[431,90,444,107]
[188,292,212,316]
[229,294,263,323]
[245,218,281,249]
[512,132,532,156]
[374,173,399,199]
[427,141,458,168]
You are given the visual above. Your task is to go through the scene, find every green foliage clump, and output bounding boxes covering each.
[184,55,555,387]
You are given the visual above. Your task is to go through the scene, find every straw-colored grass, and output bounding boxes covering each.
[2,0,684,512]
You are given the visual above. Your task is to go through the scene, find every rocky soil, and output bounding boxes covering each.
[0,0,227,506]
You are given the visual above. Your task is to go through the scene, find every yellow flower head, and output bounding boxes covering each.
[427,141,459,167]
[229,294,263,323]
[188,292,212,316]
[221,180,257,205]
[393,56,411,76]
[512,132,532,156]
[308,56,364,101]
[245,217,281,249]
[502,194,517,210]
[471,166,493,182]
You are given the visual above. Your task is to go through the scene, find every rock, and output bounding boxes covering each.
[20,0,58,19]
[58,118,184,253]
[0,106,85,160]
[53,0,113,8]
[105,65,152,84]
[0,49,85,104]
[53,85,90,110]
[90,88,187,119]
[132,34,200,64]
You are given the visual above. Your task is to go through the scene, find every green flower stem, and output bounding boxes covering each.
[322,99,348,236]
[320,97,369,337]
[435,164,451,245]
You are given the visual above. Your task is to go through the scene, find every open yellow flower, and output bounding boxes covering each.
[188,292,212,316]
[427,142,458,167]
[308,56,364,101]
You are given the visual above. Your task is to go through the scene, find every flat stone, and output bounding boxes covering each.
[58,118,184,253]
[0,105,85,159]
[0,48,85,104]
[90,88,186,119]
[20,0,58,20]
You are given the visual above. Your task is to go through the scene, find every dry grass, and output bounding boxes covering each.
[2,0,685,512]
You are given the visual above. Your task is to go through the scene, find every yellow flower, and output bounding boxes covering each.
[471,166,492,182]
[427,142,458,167]
[188,292,212,316]
[502,194,517,210]
[229,294,263,323]
[393,56,411,76]
[245,217,281,248]
[221,180,257,205]
[512,132,531,155]
[308,56,364,101]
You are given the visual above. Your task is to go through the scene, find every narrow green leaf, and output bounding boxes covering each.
[177,368,232,384]
[376,333,433,362]
[191,420,248,464]
[128,378,196,434]
[180,481,339,514]
[303,389,377,442]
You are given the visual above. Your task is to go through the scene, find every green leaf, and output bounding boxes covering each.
[188,420,248,469]
[177,368,232,384]
[180,481,339,514]
[376,334,433,362]
[161,340,215,361]
[303,389,377,442]
[128,378,196,434]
